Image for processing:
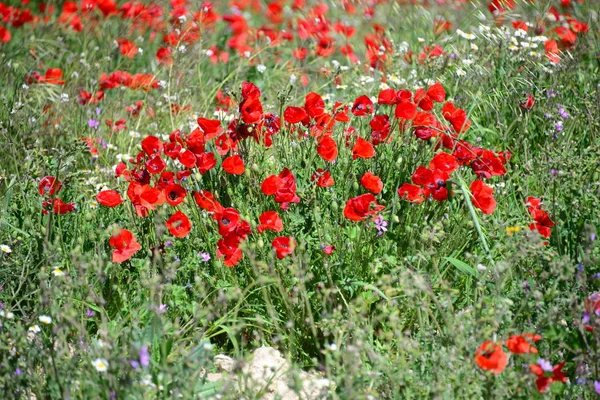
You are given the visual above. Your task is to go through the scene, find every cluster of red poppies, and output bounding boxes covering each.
[475,334,568,393]
[38,176,76,215]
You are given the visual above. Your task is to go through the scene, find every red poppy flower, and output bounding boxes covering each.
[261,168,300,208]
[521,94,535,110]
[197,118,222,139]
[127,182,165,217]
[214,208,241,236]
[156,47,173,65]
[377,88,398,105]
[394,101,417,120]
[166,211,192,238]
[196,152,217,174]
[257,211,283,233]
[360,172,383,194]
[352,137,375,160]
[429,152,458,174]
[343,193,384,221]
[174,149,195,168]
[193,190,223,214]
[470,180,496,215]
[39,176,61,196]
[322,245,335,255]
[370,114,391,145]
[164,183,187,206]
[239,97,263,124]
[427,82,446,103]
[506,334,541,354]
[474,341,508,374]
[117,38,138,58]
[42,198,76,215]
[411,167,450,201]
[39,68,65,85]
[526,197,554,238]
[529,361,567,393]
[284,106,308,124]
[241,82,261,99]
[398,183,427,204]
[311,169,335,188]
[317,135,338,162]
[272,236,296,259]
[96,190,124,207]
[305,92,325,119]
[217,234,243,267]
[222,154,245,175]
[109,228,141,263]
[351,95,374,116]
[442,102,470,133]
[0,26,10,44]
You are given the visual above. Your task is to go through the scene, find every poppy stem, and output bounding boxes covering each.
[459,180,495,267]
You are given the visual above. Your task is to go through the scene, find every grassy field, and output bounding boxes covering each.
[0,0,599,398]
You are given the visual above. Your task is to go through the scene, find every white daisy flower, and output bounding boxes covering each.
[28,325,41,333]
[1,244,11,254]
[39,315,52,324]
[92,358,109,372]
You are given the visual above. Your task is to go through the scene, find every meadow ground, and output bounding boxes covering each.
[0,0,599,398]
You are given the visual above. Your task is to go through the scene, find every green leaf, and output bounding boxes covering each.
[444,257,479,278]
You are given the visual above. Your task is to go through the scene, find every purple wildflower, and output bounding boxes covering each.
[582,312,590,324]
[594,381,600,394]
[86,309,95,317]
[373,215,388,237]
[555,121,563,131]
[537,358,553,372]
[558,106,569,119]
[87,119,99,129]
[198,252,211,262]
[140,346,150,367]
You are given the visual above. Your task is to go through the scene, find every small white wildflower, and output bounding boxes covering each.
[52,267,65,277]
[129,130,140,138]
[289,74,297,84]
[0,310,15,319]
[476,264,487,271]
[514,29,528,38]
[243,51,251,58]
[417,37,425,43]
[39,315,52,325]
[28,325,41,333]
[203,342,214,350]
[22,84,29,90]
[92,358,109,372]
[470,43,479,51]
[325,343,337,351]
[1,244,11,254]
[178,45,186,53]
[60,93,69,102]
[137,48,143,55]
[456,68,466,77]
[256,64,266,73]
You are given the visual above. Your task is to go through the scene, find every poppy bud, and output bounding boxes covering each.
[353,181,359,191]
[314,207,321,223]
[227,187,234,197]
[331,201,338,211]
[244,168,251,178]
[257,238,264,248]
[397,157,403,165]
[194,173,202,181]
[393,215,400,223]
[252,163,260,172]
